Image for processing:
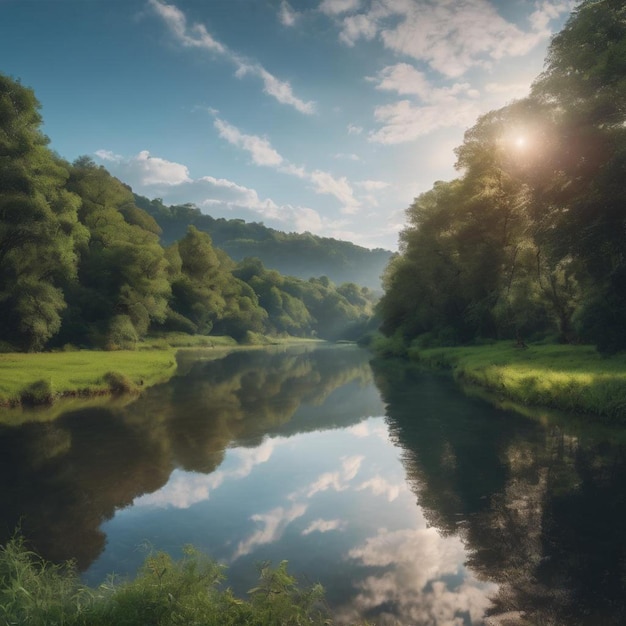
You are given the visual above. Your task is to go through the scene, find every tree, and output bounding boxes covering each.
[0,74,87,350]
[65,159,170,347]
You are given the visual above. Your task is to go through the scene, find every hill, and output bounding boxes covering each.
[134,195,392,291]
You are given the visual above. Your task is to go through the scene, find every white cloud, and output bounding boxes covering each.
[370,99,480,144]
[132,469,226,509]
[148,0,225,53]
[235,63,315,115]
[148,0,314,114]
[131,440,279,510]
[319,0,361,16]
[356,180,389,191]
[95,149,191,185]
[306,455,364,497]
[339,13,378,46]
[214,117,284,167]
[334,152,361,161]
[357,476,403,502]
[339,526,496,625]
[366,64,486,144]
[211,116,360,213]
[278,0,299,27]
[310,170,360,214]
[94,149,123,162]
[302,518,345,535]
[485,80,532,101]
[234,503,308,558]
[347,421,389,440]
[94,148,327,235]
[333,0,572,78]
[347,123,363,135]
[371,63,479,102]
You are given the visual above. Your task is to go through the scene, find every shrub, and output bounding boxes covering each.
[105,315,138,351]
[103,371,138,394]
[20,379,55,405]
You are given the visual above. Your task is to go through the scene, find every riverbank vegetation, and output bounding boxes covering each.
[0,334,326,409]
[0,76,376,354]
[378,1,626,359]
[134,194,390,291]
[390,341,626,419]
[0,537,362,626]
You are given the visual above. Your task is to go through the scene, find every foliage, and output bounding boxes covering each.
[0,73,377,353]
[135,194,391,291]
[0,75,87,351]
[0,537,362,626]
[379,0,626,354]
[404,342,626,419]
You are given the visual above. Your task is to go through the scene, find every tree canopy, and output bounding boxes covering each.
[379,0,626,353]
[0,74,376,352]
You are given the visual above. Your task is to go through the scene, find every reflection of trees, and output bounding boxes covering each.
[372,359,626,625]
[0,346,377,570]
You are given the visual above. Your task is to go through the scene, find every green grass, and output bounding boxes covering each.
[0,333,328,412]
[0,537,367,626]
[408,342,626,419]
[0,349,178,407]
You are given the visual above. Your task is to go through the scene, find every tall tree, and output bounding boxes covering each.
[65,159,170,348]
[0,75,87,351]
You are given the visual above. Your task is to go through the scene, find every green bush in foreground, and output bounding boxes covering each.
[0,538,363,626]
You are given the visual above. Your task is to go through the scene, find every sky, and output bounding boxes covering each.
[0,0,576,250]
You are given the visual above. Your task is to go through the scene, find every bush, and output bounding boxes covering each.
[105,315,138,351]
[103,371,138,394]
[20,379,55,405]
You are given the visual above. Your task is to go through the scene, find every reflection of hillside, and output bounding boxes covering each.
[0,346,376,570]
[372,359,626,626]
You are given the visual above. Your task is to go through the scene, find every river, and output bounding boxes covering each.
[1,344,625,625]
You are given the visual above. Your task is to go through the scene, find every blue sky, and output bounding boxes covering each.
[1,0,575,249]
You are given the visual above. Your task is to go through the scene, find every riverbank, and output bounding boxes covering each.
[0,537,355,626]
[0,333,322,410]
[371,337,626,419]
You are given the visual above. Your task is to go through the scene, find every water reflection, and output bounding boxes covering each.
[372,358,626,625]
[0,346,376,570]
[2,348,626,624]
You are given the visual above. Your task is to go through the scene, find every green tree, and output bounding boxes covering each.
[0,75,87,351]
[65,159,170,347]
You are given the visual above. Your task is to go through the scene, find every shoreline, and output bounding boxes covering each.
[372,340,626,421]
[0,335,327,416]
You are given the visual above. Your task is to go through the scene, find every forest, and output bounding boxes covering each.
[378,0,626,355]
[0,81,377,353]
[133,194,391,291]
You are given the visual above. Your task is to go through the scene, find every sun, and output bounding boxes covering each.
[514,136,527,149]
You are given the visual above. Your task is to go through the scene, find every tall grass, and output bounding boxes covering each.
[409,342,626,419]
[0,538,364,626]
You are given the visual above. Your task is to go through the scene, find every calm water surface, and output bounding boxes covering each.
[1,344,625,625]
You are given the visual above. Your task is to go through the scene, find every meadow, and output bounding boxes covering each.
[411,342,626,420]
[0,333,243,408]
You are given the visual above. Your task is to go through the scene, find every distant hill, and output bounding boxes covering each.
[134,195,392,291]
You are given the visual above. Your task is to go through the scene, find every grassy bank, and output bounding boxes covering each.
[0,334,326,411]
[369,335,626,419]
[0,349,178,408]
[415,343,626,419]
[0,537,364,626]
